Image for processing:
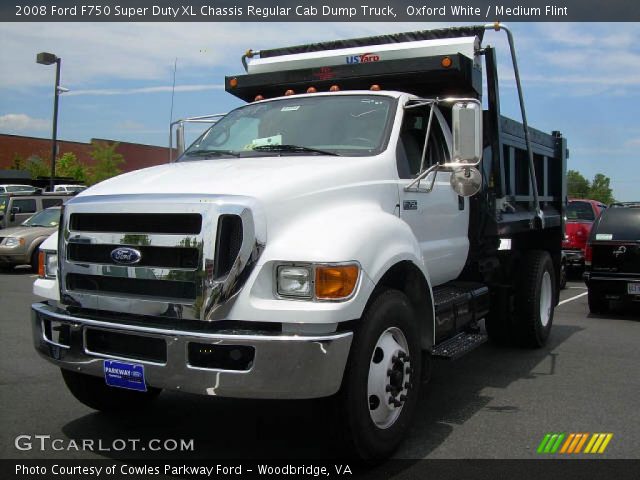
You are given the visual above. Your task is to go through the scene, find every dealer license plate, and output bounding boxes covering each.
[628,283,640,295]
[103,360,146,392]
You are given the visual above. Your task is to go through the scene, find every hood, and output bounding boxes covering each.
[0,224,56,239]
[78,155,391,204]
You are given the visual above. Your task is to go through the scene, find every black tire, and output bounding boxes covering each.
[559,260,567,290]
[30,248,40,273]
[514,251,556,348]
[587,287,608,314]
[61,369,161,412]
[340,289,422,460]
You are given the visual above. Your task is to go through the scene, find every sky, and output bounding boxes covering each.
[0,22,639,200]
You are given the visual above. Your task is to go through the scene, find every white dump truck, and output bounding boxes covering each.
[32,24,567,459]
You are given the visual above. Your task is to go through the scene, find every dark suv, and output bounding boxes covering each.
[584,202,640,313]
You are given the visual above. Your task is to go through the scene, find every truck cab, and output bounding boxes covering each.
[31,24,566,459]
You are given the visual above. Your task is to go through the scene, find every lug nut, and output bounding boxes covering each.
[387,369,393,376]
[404,382,413,389]
[397,352,407,360]
[399,394,407,401]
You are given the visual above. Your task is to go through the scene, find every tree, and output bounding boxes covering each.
[56,152,87,182]
[87,141,125,186]
[589,173,615,204]
[10,153,24,170]
[24,155,50,178]
[567,169,615,204]
[567,170,590,199]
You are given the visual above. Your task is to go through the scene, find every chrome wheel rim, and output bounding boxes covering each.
[367,327,411,429]
[540,271,552,327]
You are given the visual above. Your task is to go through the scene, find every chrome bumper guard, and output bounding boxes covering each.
[31,302,353,399]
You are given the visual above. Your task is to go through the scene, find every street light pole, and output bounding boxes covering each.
[36,52,66,192]
[50,57,61,192]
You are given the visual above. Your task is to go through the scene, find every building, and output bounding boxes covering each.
[0,133,173,173]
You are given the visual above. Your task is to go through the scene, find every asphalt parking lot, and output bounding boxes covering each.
[0,268,638,461]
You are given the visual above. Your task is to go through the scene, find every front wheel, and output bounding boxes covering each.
[340,289,422,459]
[61,369,161,412]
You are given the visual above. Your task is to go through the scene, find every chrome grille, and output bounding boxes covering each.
[59,194,264,322]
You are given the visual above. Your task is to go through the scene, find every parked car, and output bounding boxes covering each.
[53,184,86,193]
[0,207,61,271]
[562,199,607,270]
[0,184,37,194]
[0,192,71,229]
[584,202,640,313]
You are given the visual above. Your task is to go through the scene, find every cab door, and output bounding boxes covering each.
[396,104,469,286]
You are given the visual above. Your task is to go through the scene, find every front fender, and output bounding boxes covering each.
[32,231,60,301]
[226,204,432,325]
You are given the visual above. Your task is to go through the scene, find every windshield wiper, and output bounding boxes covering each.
[252,144,339,156]
[184,149,240,158]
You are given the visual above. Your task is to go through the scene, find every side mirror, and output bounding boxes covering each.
[175,123,185,156]
[11,206,20,214]
[452,101,482,165]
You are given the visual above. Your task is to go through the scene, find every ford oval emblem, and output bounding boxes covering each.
[110,247,142,265]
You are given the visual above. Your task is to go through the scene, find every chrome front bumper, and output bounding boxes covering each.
[31,302,353,399]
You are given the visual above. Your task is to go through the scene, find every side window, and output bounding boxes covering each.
[397,107,449,179]
[11,198,36,213]
[42,198,63,209]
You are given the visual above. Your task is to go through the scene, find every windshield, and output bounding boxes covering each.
[22,208,61,227]
[181,95,395,159]
[567,201,595,222]
[6,185,35,192]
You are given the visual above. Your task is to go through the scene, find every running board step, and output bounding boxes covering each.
[431,332,488,360]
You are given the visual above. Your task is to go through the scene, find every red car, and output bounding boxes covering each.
[563,199,607,269]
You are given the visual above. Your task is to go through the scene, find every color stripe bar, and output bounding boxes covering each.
[550,433,565,453]
[544,434,559,453]
[567,434,582,453]
[574,433,589,453]
[584,433,598,453]
[598,434,613,453]
[537,434,552,454]
[560,433,575,454]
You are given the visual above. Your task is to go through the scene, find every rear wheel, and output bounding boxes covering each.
[587,287,608,314]
[340,289,422,460]
[514,251,556,347]
[61,369,161,412]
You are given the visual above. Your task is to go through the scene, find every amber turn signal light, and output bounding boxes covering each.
[315,265,359,300]
[229,78,238,88]
[441,56,452,68]
[38,251,45,278]
[329,85,340,92]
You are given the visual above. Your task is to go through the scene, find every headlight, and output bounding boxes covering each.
[45,252,58,278]
[276,263,360,300]
[4,237,23,248]
[277,265,312,298]
[39,251,57,279]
